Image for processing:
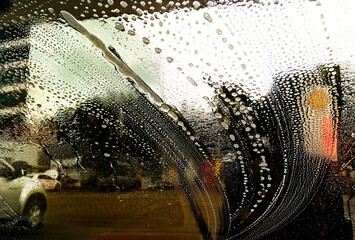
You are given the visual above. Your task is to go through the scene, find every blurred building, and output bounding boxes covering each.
[0,20,40,166]
[0,25,29,126]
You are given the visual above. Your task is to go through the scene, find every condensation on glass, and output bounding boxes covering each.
[0,1,354,240]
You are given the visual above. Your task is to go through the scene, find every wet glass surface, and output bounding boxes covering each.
[0,1,354,239]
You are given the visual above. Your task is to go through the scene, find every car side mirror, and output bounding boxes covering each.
[11,169,24,179]
[4,168,23,179]
[1,168,17,179]
[0,160,20,179]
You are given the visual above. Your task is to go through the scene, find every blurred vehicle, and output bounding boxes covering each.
[97,175,141,191]
[60,175,81,189]
[96,161,141,191]
[0,159,47,230]
[44,169,59,180]
[30,174,61,191]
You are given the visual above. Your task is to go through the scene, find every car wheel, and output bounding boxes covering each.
[23,198,45,230]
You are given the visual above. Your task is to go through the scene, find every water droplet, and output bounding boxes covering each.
[168,110,178,121]
[193,1,201,9]
[120,1,128,8]
[203,12,213,23]
[215,113,222,119]
[115,22,125,31]
[128,30,136,36]
[186,76,197,86]
[166,57,174,63]
[143,37,150,44]
[155,48,162,54]
[160,104,170,113]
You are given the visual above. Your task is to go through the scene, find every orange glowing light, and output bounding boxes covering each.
[307,89,329,110]
[214,158,224,176]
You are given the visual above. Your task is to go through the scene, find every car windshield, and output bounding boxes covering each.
[38,175,52,180]
[0,1,354,240]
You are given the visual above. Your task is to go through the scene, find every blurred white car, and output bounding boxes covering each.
[0,159,47,229]
[31,174,61,191]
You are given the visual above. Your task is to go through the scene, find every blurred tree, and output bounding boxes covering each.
[52,93,164,182]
